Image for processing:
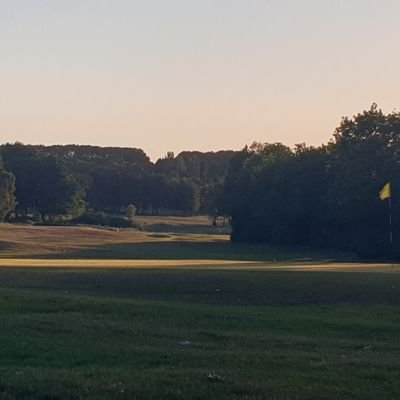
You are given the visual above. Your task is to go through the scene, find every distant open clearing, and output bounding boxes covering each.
[0,221,397,272]
[0,221,228,258]
[0,221,352,263]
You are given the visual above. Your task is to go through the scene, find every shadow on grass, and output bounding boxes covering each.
[49,240,354,262]
[140,223,231,235]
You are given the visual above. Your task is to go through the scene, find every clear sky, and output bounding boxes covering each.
[1,0,400,160]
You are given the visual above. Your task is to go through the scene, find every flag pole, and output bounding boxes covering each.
[379,183,393,244]
[389,194,393,244]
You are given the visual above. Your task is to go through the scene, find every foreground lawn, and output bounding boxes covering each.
[0,268,399,399]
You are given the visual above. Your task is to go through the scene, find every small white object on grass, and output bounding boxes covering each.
[207,372,224,382]
[179,340,191,347]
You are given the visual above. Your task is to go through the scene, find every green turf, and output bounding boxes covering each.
[0,268,399,399]
[50,239,353,262]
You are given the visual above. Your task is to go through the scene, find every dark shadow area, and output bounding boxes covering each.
[47,240,354,262]
[140,223,231,235]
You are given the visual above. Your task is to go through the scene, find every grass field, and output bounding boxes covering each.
[0,221,399,399]
[0,223,350,262]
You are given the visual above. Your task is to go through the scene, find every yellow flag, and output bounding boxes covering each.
[379,183,391,200]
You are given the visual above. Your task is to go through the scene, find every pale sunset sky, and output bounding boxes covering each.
[1,0,400,160]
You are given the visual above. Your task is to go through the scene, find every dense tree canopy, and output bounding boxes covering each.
[0,144,234,219]
[1,144,84,220]
[224,105,400,258]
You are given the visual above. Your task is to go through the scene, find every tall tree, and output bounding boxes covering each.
[0,162,16,221]
[1,144,84,220]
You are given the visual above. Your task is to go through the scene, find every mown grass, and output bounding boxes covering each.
[54,240,353,263]
[0,223,397,399]
[0,268,399,399]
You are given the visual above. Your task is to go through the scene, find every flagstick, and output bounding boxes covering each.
[389,196,395,269]
[389,195,393,244]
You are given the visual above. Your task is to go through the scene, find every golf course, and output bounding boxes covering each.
[0,219,399,400]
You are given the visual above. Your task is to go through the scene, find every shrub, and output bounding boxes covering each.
[72,211,137,228]
[126,204,137,220]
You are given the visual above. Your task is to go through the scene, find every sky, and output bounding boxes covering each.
[1,0,400,160]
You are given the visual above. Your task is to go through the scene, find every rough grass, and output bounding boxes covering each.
[0,269,399,399]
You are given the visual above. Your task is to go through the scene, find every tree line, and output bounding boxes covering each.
[222,104,400,258]
[0,143,234,222]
